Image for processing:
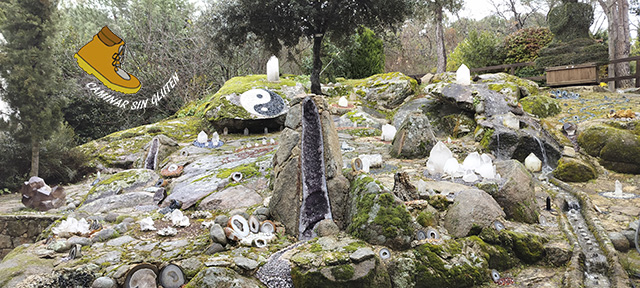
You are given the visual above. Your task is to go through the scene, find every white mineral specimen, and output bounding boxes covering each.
[462,152,483,171]
[157,227,178,237]
[381,124,397,141]
[338,96,349,107]
[462,170,479,183]
[267,56,279,82]
[139,217,157,231]
[168,210,190,227]
[476,163,496,179]
[359,154,383,168]
[443,158,461,177]
[197,131,208,144]
[52,217,91,237]
[211,132,220,146]
[456,64,471,86]
[426,141,454,175]
[416,179,427,194]
[524,153,542,172]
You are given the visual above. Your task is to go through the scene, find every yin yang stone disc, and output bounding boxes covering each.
[240,89,286,117]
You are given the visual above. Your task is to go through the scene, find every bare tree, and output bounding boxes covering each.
[598,0,631,87]
[490,0,547,31]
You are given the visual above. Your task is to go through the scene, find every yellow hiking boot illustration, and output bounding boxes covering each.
[74,26,141,94]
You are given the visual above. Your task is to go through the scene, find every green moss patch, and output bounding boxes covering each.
[553,157,597,182]
[520,95,562,118]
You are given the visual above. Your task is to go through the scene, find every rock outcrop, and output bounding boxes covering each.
[270,95,350,237]
[443,189,506,238]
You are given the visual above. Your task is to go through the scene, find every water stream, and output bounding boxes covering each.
[549,183,611,287]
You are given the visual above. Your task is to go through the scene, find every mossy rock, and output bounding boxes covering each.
[75,116,207,169]
[520,95,562,118]
[347,175,413,250]
[291,258,390,288]
[478,228,546,264]
[481,73,540,98]
[577,123,640,174]
[553,157,597,182]
[0,245,55,287]
[83,169,159,205]
[176,75,305,133]
[413,239,489,288]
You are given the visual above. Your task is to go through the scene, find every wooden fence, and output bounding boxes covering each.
[469,62,545,82]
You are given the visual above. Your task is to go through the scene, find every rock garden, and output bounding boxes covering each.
[1,70,640,288]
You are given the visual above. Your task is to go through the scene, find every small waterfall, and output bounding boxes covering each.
[145,137,159,170]
[534,136,553,174]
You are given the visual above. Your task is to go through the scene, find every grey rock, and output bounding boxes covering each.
[622,230,636,248]
[230,209,250,220]
[392,97,434,129]
[84,169,159,205]
[91,228,117,243]
[254,207,270,221]
[544,241,571,266]
[106,235,135,247]
[121,217,135,224]
[350,248,375,263]
[191,267,263,288]
[214,215,229,227]
[114,222,129,234]
[91,276,117,288]
[67,236,92,247]
[198,185,263,211]
[494,160,538,224]
[205,243,226,255]
[79,192,155,214]
[357,72,417,110]
[95,250,122,265]
[163,155,227,209]
[315,219,339,237]
[210,224,227,245]
[181,257,204,280]
[390,113,437,158]
[609,231,630,252]
[104,213,119,223]
[47,240,71,253]
[234,256,259,270]
[444,188,506,238]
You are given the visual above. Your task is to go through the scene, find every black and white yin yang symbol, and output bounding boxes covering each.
[239,89,286,117]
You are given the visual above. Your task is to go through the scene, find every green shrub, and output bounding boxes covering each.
[548,1,593,42]
[447,30,504,70]
[503,27,553,64]
[344,27,385,79]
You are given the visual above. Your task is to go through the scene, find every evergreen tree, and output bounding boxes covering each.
[0,0,64,177]
[214,0,412,95]
[345,27,385,79]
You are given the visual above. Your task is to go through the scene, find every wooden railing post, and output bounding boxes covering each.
[636,59,640,88]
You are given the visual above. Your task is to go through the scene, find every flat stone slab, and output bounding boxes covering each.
[106,236,135,247]
[198,185,263,211]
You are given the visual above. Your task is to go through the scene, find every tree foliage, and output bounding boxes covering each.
[414,0,463,73]
[214,0,412,94]
[447,30,505,70]
[0,0,64,177]
[344,27,385,79]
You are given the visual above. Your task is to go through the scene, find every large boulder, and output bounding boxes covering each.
[178,75,306,134]
[346,175,413,250]
[83,169,159,205]
[479,72,540,100]
[578,123,640,174]
[75,117,210,169]
[443,188,506,238]
[493,160,538,224]
[288,236,391,288]
[355,72,418,110]
[392,97,434,129]
[390,113,437,159]
[270,95,350,237]
[553,156,597,182]
[20,177,66,211]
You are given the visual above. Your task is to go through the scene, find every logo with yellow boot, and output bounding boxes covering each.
[74,26,141,94]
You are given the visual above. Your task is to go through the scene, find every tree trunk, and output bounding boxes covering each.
[30,140,40,177]
[600,0,631,88]
[435,7,447,73]
[310,34,324,95]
